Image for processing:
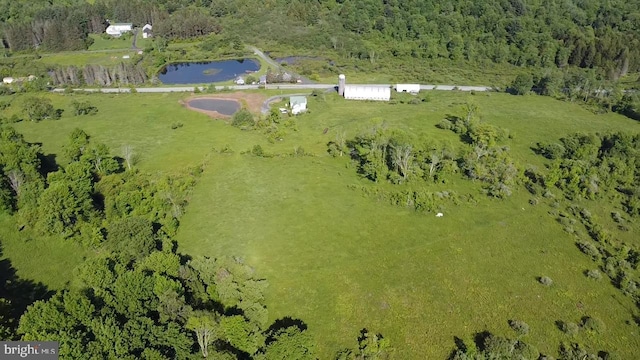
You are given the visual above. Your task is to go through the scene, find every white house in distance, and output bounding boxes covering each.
[142,24,153,38]
[344,85,391,101]
[396,84,421,94]
[290,96,307,115]
[105,23,133,37]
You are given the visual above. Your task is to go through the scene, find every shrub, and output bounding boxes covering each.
[436,119,453,130]
[577,241,601,259]
[231,108,255,128]
[218,144,234,154]
[581,316,605,333]
[508,320,530,336]
[585,269,602,280]
[22,96,62,121]
[251,144,264,157]
[539,276,553,286]
[71,100,98,116]
[611,211,624,223]
[560,321,580,336]
[535,142,566,159]
[0,114,22,124]
[170,122,183,129]
[510,73,533,95]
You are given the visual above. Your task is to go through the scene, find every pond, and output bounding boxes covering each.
[187,98,240,116]
[158,59,260,84]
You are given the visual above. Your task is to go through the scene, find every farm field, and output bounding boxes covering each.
[1,90,639,358]
[175,92,640,358]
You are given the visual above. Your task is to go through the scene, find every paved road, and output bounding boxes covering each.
[51,84,333,93]
[52,83,493,93]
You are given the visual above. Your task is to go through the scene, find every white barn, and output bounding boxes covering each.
[396,84,420,93]
[106,23,133,37]
[290,96,307,115]
[142,24,153,39]
[344,85,391,101]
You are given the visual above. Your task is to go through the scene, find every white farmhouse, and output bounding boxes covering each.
[344,85,391,101]
[106,23,133,37]
[142,24,153,39]
[2,77,14,84]
[396,84,421,93]
[290,96,307,115]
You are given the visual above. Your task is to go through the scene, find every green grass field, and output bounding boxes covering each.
[88,32,151,51]
[1,91,639,357]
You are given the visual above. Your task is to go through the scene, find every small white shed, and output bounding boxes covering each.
[290,96,307,115]
[142,24,153,39]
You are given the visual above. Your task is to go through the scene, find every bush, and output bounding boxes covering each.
[510,73,533,95]
[585,269,602,280]
[508,320,530,336]
[71,100,98,116]
[231,108,255,128]
[436,119,453,130]
[170,122,183,129]
[560,321,580,336]
[611,211,624,223]
[251,144,265,157]
[577,241,601,259]
[0,114,22,124]
[581,316,605,333]
[538,276,553,286]
[22,97,62,121]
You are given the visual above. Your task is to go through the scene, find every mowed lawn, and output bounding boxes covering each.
[176,93,640,357]
[1,91,639,357]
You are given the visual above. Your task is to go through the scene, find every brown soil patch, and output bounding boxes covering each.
[181,92,266,119]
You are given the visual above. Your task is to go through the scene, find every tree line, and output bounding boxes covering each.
[2,0,639,81]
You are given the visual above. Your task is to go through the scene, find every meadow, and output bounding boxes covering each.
[1,90,639,358]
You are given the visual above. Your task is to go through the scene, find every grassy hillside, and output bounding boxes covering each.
[174,92,640,358]
[1,90,639,357]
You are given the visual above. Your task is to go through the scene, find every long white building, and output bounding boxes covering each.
[106,23,133,37]
[344,85,391,101]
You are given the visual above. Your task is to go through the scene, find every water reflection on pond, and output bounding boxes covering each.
[158,59,259,84]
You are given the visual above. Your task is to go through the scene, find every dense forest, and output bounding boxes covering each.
[1,0,640,79]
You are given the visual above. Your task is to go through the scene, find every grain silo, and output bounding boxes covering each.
[338,74,346,96]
